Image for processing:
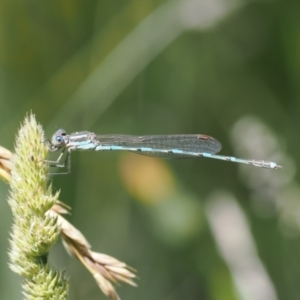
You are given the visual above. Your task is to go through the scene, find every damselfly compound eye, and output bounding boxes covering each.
[56,136,63,143]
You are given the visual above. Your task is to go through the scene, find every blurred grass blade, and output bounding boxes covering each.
[0,146,12,183]
[47,0,241,130]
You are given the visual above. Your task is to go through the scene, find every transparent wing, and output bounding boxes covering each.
[96,134,222,158]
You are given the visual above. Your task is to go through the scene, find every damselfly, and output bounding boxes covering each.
[45,129,281,174]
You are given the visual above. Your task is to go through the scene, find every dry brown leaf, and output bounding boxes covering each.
[48,204,137,300]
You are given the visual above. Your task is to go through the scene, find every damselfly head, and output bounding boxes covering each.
[50,129,67,150]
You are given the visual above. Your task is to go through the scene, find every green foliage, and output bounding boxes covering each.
[0,0,300,299]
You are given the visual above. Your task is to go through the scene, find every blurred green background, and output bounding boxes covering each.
[0,0,299,299]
